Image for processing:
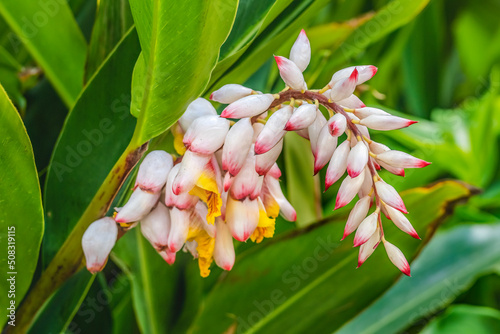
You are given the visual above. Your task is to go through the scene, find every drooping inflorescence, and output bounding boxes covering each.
[82,29,429,277]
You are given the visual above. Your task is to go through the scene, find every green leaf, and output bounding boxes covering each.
[284,132,321,227]
[128,0,238,143]
[188,181,473,333]
[336,222,500,334]
[333,0,430,61]
[10,29,142,334]
[42,28,140,267]
[28,270,94,334]
[112,229,183,334]
[420,305,500,334]
[85,0,134,81]
[0,0,87,106]
[0,84,43,329]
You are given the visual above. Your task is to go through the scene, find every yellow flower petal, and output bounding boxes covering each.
[250,205,276,244]
[188,227,215,277]
[189,171,222,224]
[172,123,186,156]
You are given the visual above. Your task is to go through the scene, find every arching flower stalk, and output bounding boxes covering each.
[82,29,429,277]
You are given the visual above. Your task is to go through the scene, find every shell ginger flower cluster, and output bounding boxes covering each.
[82,29,430,278]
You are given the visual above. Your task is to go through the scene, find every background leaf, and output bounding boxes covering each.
[188,181,472,334]
[336,222,500,334]
[0,84,43,329]
[129,0,238,143]
[0,0,87,106]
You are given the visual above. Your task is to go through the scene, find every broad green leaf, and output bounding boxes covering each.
[188,181,472,333]
[112,229,183,334]
[420,305,500,334]
[0,84,43,329]
[42,28,140,266]
[0,0,87,106]
[220,0,285,60]
[336,223,500,334]
[85,0,134,81]
[284,132,321,227]
[28,270,94,334]
[128,0,238,143]
[9,29,141,334]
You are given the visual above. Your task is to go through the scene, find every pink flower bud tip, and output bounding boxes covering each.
[369,66,378,77]
[254,142,270,155]
[209,92,214,100]
[222,263,234,271]
[274,55,284,67]
[220,108,233,118]
[160,250,176,265]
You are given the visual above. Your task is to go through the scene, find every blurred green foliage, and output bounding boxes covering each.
[0,0,499,333]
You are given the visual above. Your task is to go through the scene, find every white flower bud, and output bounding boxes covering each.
[358,226,380,267]
[179,98,217,131]
[347,141,369,178]
[114,188,160,223]
[82,217,118,274]
[374,180,407,213]
[165,164,198,209]
[353,211,378,247]
[214,218,235,271]
[135,150,173,193]
[221,94,275,119]
[255,138,283,176]
[383,240,411,276]
[290,29,311,72]
[359,115,417,130]
[313,124,337,175]
[222,118,254,175]
[230,147,259,200]
[183,115,229,155]
[329,65,377,86]
[342,195,371,240]
[327,113,347,136]
[335,171,365,210]
[172,150,211,195]
[168,207,191,252]
[284,103,317,131]
[254,105,292,154]
[210,84,253,104]
[308,109,327,155]
[226,196,259,242]
[330,68,358,101]
[267,163,282,179]
[140,203,171,251]
[385,204,420,239]
[325,140,350,190]
[274,55,307,90]
[376,150,430,169]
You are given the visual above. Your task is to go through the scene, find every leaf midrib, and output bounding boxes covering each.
[245,255,354,334]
